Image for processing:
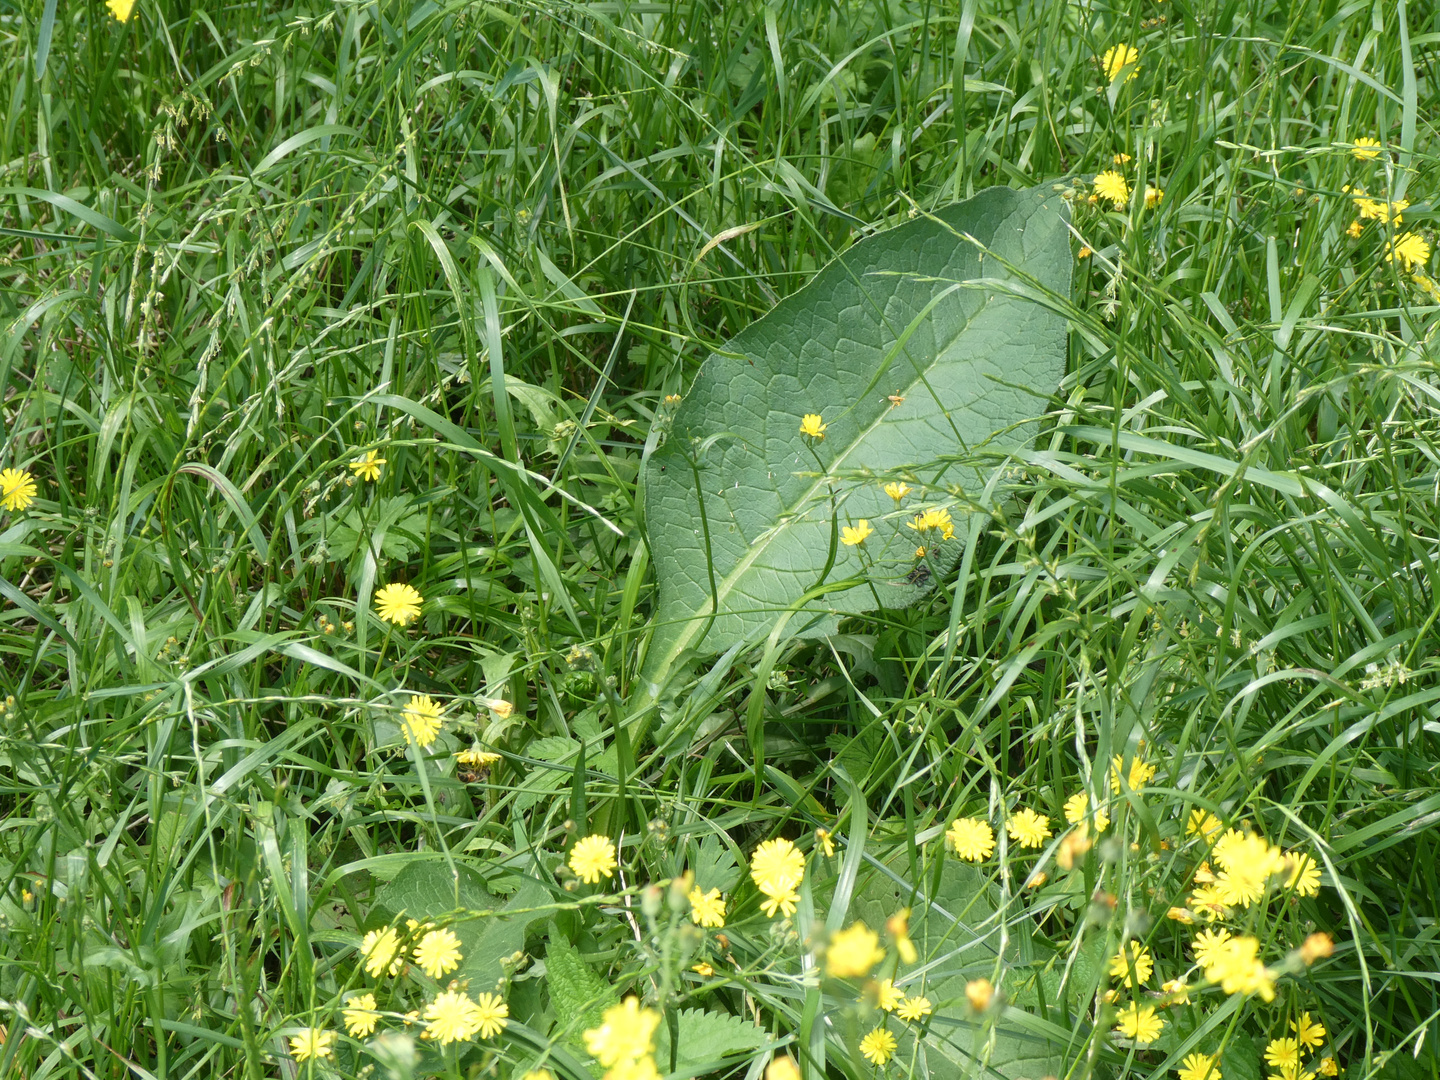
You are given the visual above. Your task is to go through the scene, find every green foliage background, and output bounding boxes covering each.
[1,0,1439,1077]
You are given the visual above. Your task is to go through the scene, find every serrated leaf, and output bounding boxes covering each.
[652,1008,768,1073]
[545,928,617,1055]
[640,186,1070,689]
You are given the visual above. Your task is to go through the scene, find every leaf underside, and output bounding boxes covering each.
[641,186,1072,688]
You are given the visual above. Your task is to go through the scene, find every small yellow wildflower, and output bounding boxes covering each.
[1347,219,1364,238]
[1386,232,1431,271]
[1063,792,1089,824]
[413,928,463,979]
[1110,754,1156,792]
[799,414,827,440]
[349,449,386,481]
[374,582,423,626]
[692,962,714,976]
[360,926,404,977]
[1161,978,1190,1004]
[886,909,917,964]
[1264,1039,1300,1072]
[424,989,480,1044]
[456,746,502,767]
[0,469,37,512]
[105,0,136,20]
[1318,1059,1338,1077]
[1178,1053,1220,1080]
[751,838,806,894]
[343,992,380,1037]
[859,1028,897,1065]
[570,834,618,884]
[1300,932,1334,964]
[1101,44,1140,82]
[1192,927,1233,968]
[1006,808,1051,848]
[1094,171,1130,207]
[1166,906,1195,924]
[815,828,835,857]
[1292,1012,1326,1050]
[585,997,661,1068]
[471,992,509,1039]
[826,922,887,979]
[290,1028,336,1061]
[1114,153,1133,164]
[767,1057,802,1080]
[1284,852,1321,896]
[688,887,727,928]
[1351,136,1382,159]
[1114,1003,1163,1044]
[401,694,445,747]
[841,520,874,546]
[1145,186,1164,208]
[965,978,994,1011]
[875,978,904,1012]
[884,482,911,503]
[896,996,932,1021]
[759,885,800,918]
[1109,942,1154,988]
[945,818,995,861]
[1187,810,1223,838]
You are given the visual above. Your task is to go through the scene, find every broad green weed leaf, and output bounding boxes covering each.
[640,186,1070,693]
[544,928,617,1055]
[652,1008,768,1073]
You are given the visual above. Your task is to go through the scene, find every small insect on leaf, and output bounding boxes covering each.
[906,563,932,587]
[888,395,905,407]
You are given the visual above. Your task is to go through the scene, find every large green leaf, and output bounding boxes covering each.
[640,186,1070,692]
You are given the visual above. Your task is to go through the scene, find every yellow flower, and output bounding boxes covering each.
[413,928,463,979]
[826,922,887,979]
[1057,827,1093,870]
[401,694,445,747]
[886,909,917,964]
[1347,219,1364,238]
[1318,1059,1338,1077]
[896,996,932,1021]
[1144,186,1164,208]
[1110,754,1156,793]
[361,926,404,977]
[1094,171,1130,207]
[105,0,136,20]
[1284,852,1321,896]
[767,1057,802,1080]
[1161,978,1190,1004]
[1265,1039,1300,1072]
[692,962,714,976]
[1355,196,1407,224]
[1191,927,1233,968]
[1187,810,1223,839]
[349,449,386,482]
[1386,232,1431,270]
[759,885,800,918]
[1292,1012,1326,1050]
[1114,153,1133,164]
[1109,942,1153,987]
[570,834,618,884]
[0,468,37,512]
[1300,932,1334,964]
[374,582,424,626]
[815,828,835,857]
[289,1028,336,1061]
[456,746,502,767]
[1190,884,1231,919]
[1352,136,1383,159]
[1178,1053,1221,1080]
[841,520,874,546]
[751,837,806,894]
[584,997,661,1068]
[799,414,827,440]
[1203,934,1275,1001]
[343,992,380,1037]
[1101,44,1140,82]
[1113,1002,1163,1044]
[965,978,994,1011]
[945,818,995,861]
[471,992,509,1039]
[905,507,955,539]
[875,978,904,1012]
[859,1027,897,1065]
[424,989,481,1044]
[1212,833,1286,907]
[1166,907,1195,924]
[1006,808,1051,848]
[688,887,727,928]
[1063,792,1089,824]
[884,482,911,503]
